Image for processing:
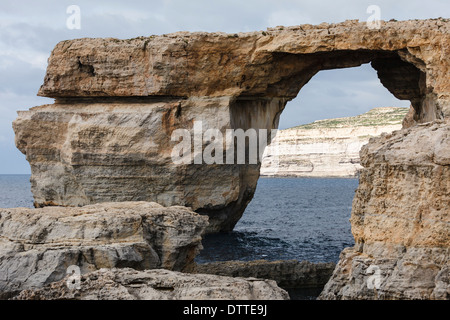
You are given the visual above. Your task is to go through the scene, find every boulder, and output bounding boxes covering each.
[0,202,208,298]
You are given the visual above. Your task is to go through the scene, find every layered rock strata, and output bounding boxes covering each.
[13,19,450,232]
[13,98,272,232]
[261,107,407,177]
[13,268,290,300]
[196,259,335,289]
[319,121,450,299]
[0,202,208,298]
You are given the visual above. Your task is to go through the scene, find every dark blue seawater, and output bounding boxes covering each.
[196,177,358,264]
[0,175,34,208]
[0,175,357,264]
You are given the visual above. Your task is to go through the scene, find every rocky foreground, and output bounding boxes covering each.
[0,202,208,298]
[0,202,292,300]
[196,260,335,289]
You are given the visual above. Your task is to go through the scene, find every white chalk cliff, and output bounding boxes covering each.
[261,107,408,177]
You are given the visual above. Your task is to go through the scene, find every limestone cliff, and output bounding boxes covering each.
[13,268,289,300]
[13,19,450,232]
[320,121,449,299]
[261,107,408,177]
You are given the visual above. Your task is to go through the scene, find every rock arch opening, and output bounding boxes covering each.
[197,55,426,299]
[222,51,427,233]
[277,63,410,129]
[198,61,413,263]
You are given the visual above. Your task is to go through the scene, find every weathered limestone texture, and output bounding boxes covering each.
[13,19,450,232]
[13,268,290,300]
[0,202,208,298]
[320,121,450,299]
[13,98,272,233]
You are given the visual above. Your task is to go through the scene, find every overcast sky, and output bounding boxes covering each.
[0,0,448,173]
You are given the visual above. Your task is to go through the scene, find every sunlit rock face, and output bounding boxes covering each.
[320,121,449,300]
[14,19,449,234]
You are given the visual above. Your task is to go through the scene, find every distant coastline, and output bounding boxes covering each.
[261,107,408,178]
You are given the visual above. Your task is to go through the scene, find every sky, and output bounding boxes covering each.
[0,0,448,174]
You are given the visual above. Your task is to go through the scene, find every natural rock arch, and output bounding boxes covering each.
[14,19,448,233]
[13,18,450,300]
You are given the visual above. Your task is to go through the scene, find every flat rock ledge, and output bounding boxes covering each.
[0,202,208,299]
[195,260,335,290]
[12,268,289,300]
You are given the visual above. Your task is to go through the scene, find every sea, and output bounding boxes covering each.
[0,175,357,264]
[197,177,357,264]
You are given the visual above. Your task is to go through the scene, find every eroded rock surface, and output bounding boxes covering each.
[13,99,270,233]
[10,19,450,300]
[196,260,335,289]
[13,268,289,300]
[0,202,208,298]
[13,19,450,232]
[319,121,450,299]
[38,20,450,121]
